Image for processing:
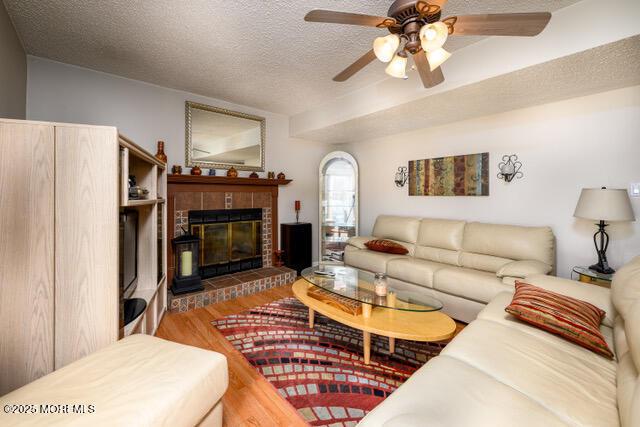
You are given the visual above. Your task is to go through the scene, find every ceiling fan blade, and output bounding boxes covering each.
[333,50,378,82]
[444,13,551,36]
[305,10,396,28]
[416,0,448,16]
[413,51,445,88]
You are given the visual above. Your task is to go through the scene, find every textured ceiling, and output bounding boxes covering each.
[293,35,640,143]
[5,0,580,115]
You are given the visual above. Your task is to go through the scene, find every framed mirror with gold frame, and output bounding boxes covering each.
[185,101,266,172]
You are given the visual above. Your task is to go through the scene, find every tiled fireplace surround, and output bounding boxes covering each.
[167,176,295,313]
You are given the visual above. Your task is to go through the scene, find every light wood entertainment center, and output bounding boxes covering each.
[0,119,167,395]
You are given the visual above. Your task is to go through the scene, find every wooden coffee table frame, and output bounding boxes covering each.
[292,279,456,364]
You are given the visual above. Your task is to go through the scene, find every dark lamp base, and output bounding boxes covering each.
[589,262,615,275]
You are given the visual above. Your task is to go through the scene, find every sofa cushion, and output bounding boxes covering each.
[460,252,513,273]
[0,334,229,427]
[617,352,639,427]
[386,258,446,288]
[526,273,615,328]
[611,256,640,319]
[441,320,618,427]
[416,218,465,250]
[478,292,616,357]
[343,249,406,274]
[346,235,375,250]
[462,222,555,266]
[365,239,409,255]
[357,355,568,427]
[496,260,553,278]
[433,267,513,304]
[414,246,461,266]
[372,215,421,244]
[505,282,613,359]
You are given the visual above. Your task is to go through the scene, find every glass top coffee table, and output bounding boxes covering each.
[301,265,444,312]
[292,265,456,364]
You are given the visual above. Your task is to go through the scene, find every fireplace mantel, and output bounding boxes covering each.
[168,175,292,186]
[167,174,291,286]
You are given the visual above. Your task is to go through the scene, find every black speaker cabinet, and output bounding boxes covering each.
[280,222,312,275]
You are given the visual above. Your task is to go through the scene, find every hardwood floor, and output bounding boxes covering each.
[156,284,466,427]
[155,285,308,427]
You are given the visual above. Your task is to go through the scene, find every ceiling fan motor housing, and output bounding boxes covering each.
[387,0,441,54]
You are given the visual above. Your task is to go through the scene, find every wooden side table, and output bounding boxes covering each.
[572,266,613,288]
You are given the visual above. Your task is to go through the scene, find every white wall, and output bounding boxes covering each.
[0,2,26,119]
[26,56,329,260]
[340,86,640,277]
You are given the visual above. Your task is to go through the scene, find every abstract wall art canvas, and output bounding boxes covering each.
[408,152,489,196]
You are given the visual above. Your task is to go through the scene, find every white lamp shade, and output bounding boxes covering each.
[574,188,636,222]
[373,34,400,63]
[385,53,408,79]
[420,22,448,52]
[426,47,451,71]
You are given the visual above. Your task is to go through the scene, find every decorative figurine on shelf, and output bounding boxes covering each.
[277,172,286,180]
[208,168,216,176]
[274,249,284,267]
[295,200,301,223]
[171,165,182,175]
[128,175,149,200]
[227,166,238,178]
[155,140,167,163]
[190,165,202,176]
[249,171,259,178]
[267,171,275,179]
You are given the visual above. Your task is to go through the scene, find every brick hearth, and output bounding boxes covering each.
[169,266,296,313]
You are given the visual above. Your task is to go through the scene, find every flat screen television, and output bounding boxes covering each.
[119,210,138,300]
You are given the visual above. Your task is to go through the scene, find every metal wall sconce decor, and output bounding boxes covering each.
[497,154,523,183]
[395,166,408,187]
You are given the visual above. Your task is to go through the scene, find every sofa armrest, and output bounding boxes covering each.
[524,274,615,328]
[346,236,375,250]
[496,260,552,279]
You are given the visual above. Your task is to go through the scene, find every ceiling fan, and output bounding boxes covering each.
[304,0,552,88]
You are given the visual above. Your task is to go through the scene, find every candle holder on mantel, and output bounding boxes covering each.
[171,234,203,295]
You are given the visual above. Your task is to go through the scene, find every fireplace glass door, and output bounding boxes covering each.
[231,221,258,261]
[189,209,263,278]
[203,223,229,266]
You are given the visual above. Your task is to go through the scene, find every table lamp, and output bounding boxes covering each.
[573,187,635,274]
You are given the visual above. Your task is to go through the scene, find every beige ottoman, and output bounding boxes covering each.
[0,334,228,426]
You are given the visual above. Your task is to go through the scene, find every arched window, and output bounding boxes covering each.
[319,151,359,262]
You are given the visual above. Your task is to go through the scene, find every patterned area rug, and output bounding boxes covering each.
[212,297,453,426]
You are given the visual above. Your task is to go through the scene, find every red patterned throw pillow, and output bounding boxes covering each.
[505,281,613,359]
[364,239,409,255]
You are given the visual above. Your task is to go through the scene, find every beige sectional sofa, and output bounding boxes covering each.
[345,215,556,322]
[358,256,640,427]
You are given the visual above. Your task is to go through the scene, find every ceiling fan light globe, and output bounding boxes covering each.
[426,47,451,71]
[420,22,448,52]
[373,34,400,63]
[385,53,408,79]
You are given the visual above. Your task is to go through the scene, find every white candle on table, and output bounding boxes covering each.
[181,250,193,276]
